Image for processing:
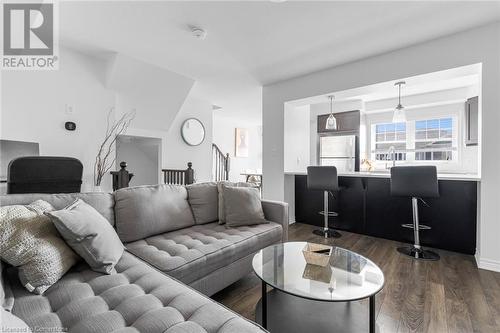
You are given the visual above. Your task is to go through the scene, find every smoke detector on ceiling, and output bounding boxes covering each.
[191,27,207,40]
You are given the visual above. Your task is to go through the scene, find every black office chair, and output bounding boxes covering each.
[307,166,341,238]
[390,166,440,260]
[7,156,83,194]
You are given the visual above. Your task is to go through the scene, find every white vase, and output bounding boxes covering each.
[92,185,103,192]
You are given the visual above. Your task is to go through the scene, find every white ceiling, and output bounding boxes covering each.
[59,1,500,122]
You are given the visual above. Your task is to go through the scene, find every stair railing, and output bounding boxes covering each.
[162,162,194,185]
[110,161,134,191]
[212,144,230,181]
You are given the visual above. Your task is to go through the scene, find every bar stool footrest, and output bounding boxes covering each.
[401,223,431,230]
[319,211,339,217]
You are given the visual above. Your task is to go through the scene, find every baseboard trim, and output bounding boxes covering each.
[476,256,500,272]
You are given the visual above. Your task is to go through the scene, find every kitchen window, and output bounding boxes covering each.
[371,117,457,164]
[373,123,407,161]
[415,118,453,161]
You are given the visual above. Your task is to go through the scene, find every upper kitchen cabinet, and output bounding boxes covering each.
[465,96,479,146]
[317,110,360,133]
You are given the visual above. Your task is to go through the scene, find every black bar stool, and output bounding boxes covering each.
[307,166,341,238]
[390,166,440,260]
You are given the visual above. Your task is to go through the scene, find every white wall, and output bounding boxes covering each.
[1,47,115,191]
[108,54,194,132]
[213,113,262,182]
[107,54,215,182]
[165,96,213,183]
[284,105,310,172]
[1,46,215,190]
[262,22,500,271]
[118,95,215,185]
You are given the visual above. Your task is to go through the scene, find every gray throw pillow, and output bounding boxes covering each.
[222,185,267,227]
[217,181,256,224]
[186,182,219,224]
[46,199,124,274]
[114,184,195,242]
[0,200,79,295]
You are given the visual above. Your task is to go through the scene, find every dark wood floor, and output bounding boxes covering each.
[212,223,500,333]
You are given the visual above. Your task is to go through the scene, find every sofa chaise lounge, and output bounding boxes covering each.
[0,183,288,333]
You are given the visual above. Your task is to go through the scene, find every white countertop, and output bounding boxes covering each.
[284,171,480,181]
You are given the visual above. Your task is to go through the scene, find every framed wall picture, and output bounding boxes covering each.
[235,128,249,157]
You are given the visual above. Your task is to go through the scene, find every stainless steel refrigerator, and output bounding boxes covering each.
[318,135,357,172]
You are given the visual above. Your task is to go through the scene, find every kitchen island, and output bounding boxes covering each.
[286,171,479,254]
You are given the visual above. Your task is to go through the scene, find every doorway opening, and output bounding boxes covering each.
[116,135,162,186]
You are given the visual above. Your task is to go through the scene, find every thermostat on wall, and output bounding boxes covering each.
[65,121,76,131]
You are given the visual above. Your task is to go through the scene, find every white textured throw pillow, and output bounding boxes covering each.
[0,200,79,294]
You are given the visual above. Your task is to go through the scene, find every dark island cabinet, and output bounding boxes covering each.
[294,175,477,254]
[295,176,365,233]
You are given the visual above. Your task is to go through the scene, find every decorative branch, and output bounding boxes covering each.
[93,108,135,186]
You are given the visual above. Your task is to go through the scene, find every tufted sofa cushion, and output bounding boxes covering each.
[8,252,266,333]
[125,222,282,284]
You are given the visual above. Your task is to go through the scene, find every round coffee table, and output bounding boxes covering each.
[252,242,384,333]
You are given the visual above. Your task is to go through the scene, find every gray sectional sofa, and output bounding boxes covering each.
[0,183,289,333]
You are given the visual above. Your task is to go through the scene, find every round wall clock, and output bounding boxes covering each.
[181,118,205,146]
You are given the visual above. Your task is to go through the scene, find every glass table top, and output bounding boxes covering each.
[252,242,385,302]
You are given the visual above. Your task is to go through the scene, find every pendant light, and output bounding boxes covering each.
[325,95,337,130]
[392,81,406,123]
